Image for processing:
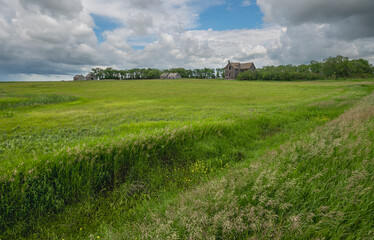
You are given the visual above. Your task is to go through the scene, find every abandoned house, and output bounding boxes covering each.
[224,61,256,79]
[73,75,85,81]
[86,73,98,80]
[160,73,182,79]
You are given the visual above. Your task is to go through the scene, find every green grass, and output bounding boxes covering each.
[0,93,78,111]
[116,90,374,240]
[0,79,373,239]
[0,79,355,172]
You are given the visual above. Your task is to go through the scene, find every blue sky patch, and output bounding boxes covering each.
[195,0,263,30]
[131,46,145,50]
[91,14,122,42]
[127,35,157,51]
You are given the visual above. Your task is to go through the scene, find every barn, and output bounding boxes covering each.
[160,73,182,79]
[224,61,256,79]
[167,73,181,79]
[160,73,169,79]
[86,73,98,80]
[73,75,85,81]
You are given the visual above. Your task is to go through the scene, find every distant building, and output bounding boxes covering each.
[160,73,169,79]
[73,75,85,81]
[168,73,181,79]
[86,73,98,80]
[224,61,256,79]
[160,73,182,79]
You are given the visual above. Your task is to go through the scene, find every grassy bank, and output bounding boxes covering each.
[0,79,373,238]
[117,90,374,239]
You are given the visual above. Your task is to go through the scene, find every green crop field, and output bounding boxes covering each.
[1,79,374,239]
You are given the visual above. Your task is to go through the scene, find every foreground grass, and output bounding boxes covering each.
[0,79,373,239]
[114,91,374,239]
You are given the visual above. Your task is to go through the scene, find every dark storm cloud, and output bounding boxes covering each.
[0,59,83,75]
[19,0,83,17]
[324,14,374,40]
[258,0,374,40]
[265,0,374,24]
[257,0,374,64]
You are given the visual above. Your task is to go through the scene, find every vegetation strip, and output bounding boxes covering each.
[238,56,373,81]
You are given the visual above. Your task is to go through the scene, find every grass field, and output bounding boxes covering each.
[1,79,374,239]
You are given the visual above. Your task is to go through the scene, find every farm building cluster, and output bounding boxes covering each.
[73,61,256,81]
[73,73,99,81]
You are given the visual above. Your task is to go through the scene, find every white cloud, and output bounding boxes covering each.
[0,0,231,80]
[0,0,99,77]
[0,0,373,80]
[5,74,73,82]
[94,26,283,70]
[82,0,223,35]
[0,0,278,80]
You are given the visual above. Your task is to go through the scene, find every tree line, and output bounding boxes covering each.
[238,56,374,81]
[163,68,225,79]
[89,55,373,81]
[91,67,224,80]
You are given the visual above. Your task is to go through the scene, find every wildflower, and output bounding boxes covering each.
[80,228,82,231]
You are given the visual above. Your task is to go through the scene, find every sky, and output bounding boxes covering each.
[0,0,374,81]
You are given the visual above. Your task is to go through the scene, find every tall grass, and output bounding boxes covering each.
[0,94,78,111]
[1,96,365,238]
[0,79,373,238]
[116,92,374,239]
[0,118,247,234]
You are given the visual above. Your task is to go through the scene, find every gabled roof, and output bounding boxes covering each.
[239,62,255,69]
[225,62,255,70]
[74,75,85,80]
[168,73,181,78]
[161,73,181,79]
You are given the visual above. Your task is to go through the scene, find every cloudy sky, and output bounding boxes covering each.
[1,0,374,81]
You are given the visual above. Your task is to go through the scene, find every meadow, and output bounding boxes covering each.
[0,79,373,239]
